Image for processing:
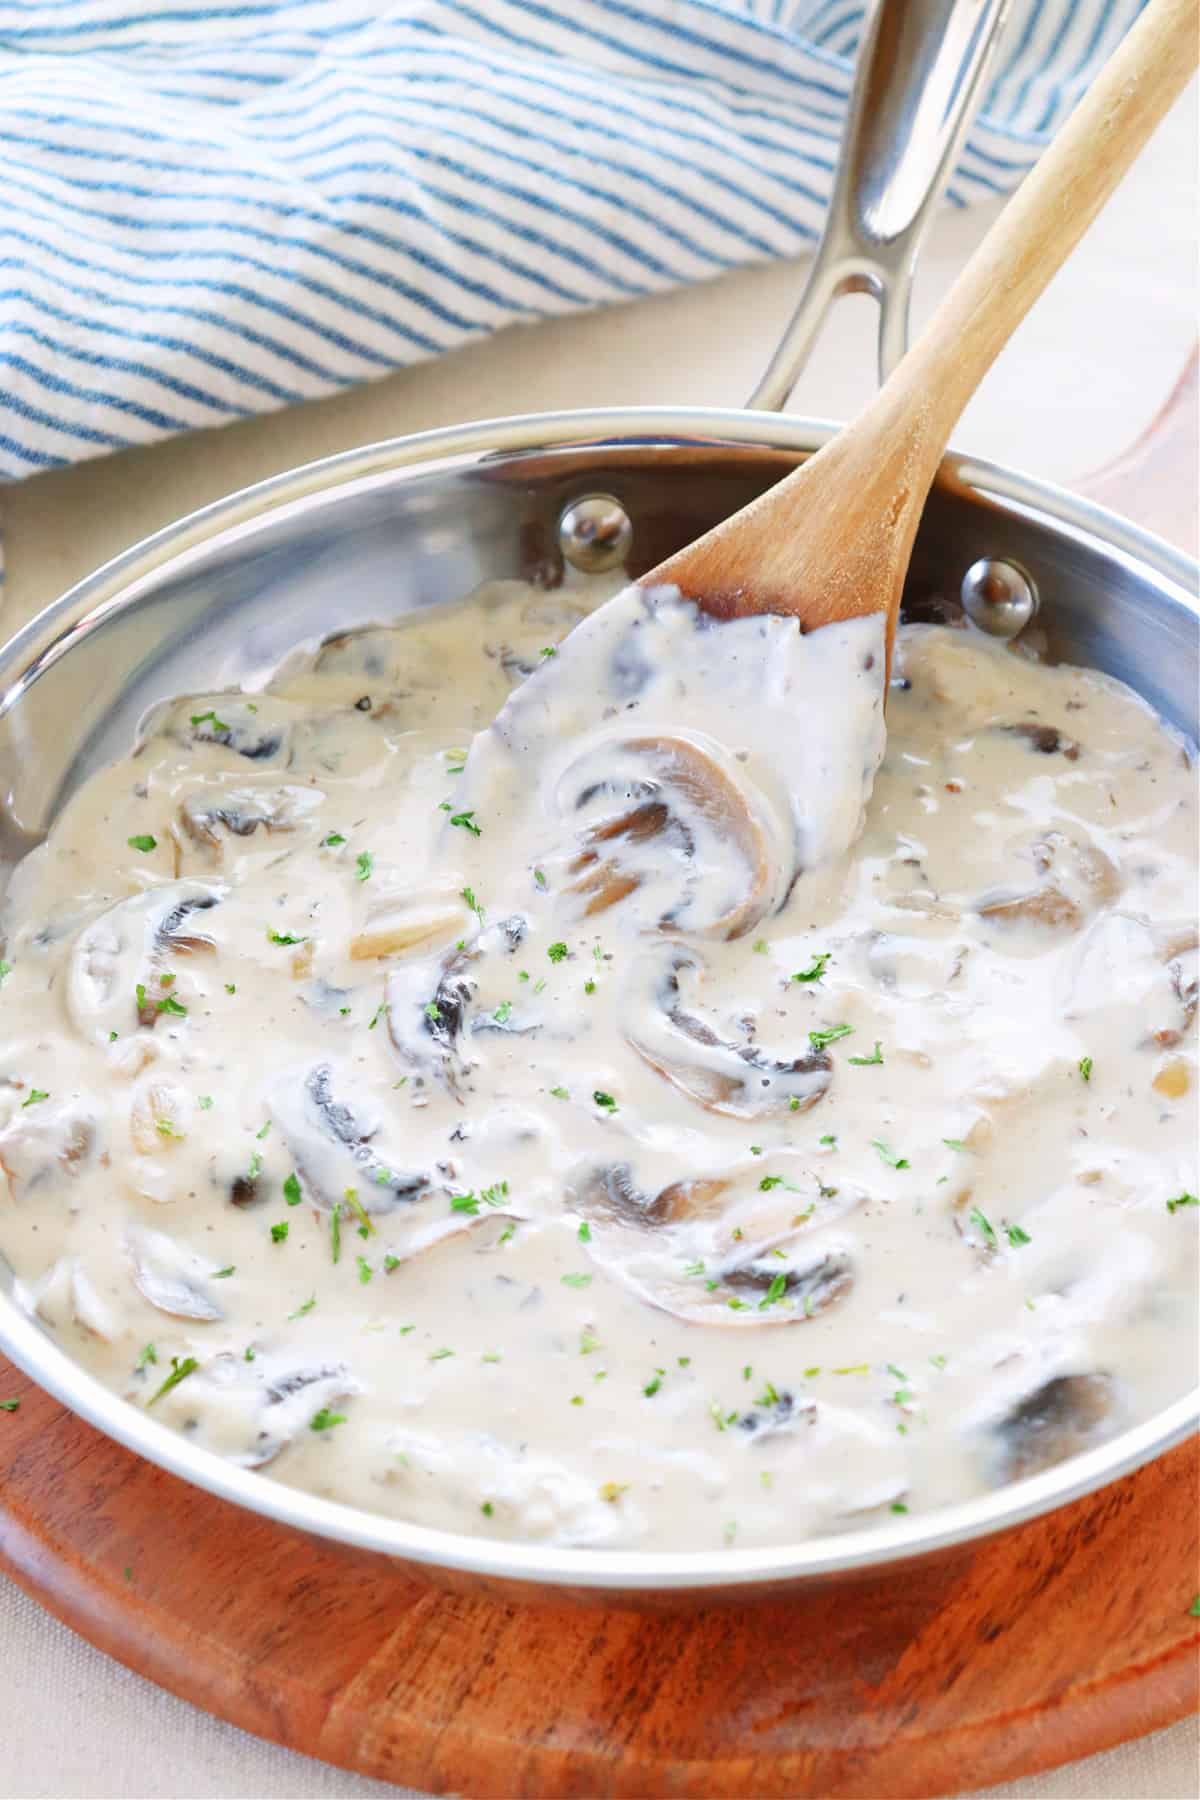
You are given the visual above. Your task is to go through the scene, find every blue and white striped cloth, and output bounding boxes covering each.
[0,0,1147,482]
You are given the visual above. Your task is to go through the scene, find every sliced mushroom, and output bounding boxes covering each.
[245,1361,357,1466]
[157,1350,358,1468]
[0,1106,97,1203]
[127,1228,224,1322]
[572,1163,730,1230]
[977,830,1120,935]
[27,1255,118,1341]
[176,782,324,860]
[865,930,967,999]
[268,1061,429,1215]
[385,948,476,1098]
[142,694,296,763]
[1055,913,1197,1049]
[985,1372,1118,1482]
[382,1425,632,1545]
[736,1390,817,1441]
[723,1249,853,1316]
[568,1156,859,1328]
[66,881,222,1044]
[625,945,831,1118]
[553,731,789,939]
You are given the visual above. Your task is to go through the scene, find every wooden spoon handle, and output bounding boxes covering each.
[646,0,1196,650]
[882,0,1199,446]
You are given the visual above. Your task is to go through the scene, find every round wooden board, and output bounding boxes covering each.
[1,1357,1197,1798]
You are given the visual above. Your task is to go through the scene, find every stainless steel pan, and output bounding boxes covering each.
[0,0,1195,1604]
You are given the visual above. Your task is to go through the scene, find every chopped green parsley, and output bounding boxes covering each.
[190,709,229,733]
[289,1296,317,1319]
[21,1089,49,1108]
[309,1408,346,1432]
[1167,1191,1199,1214]
[809,1022,853,1051]
[547,941,568,963]
[147,1355,198,1407]
[1078,1055,1094,1081]
[1005,1223,1032,1247]
[135,1343,158,1371]
[871,1138,909,1169]
[321,832,346,848]
[561,1272,592,1289]
[792,952,831,983]
[969,1206,997,1248]
[759,1273,789,1309]
[549,1085,569,1100]
[848,1040,884,1065]
[447,809,481,837]
[593,1090,618,1113]
[127,834,157,853]
[270,1222,288,1244]
[355,850,374,882]
[342,1187,374,1237]
[266,928,305,946]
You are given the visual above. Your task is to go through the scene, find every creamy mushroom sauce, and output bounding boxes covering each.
[0,576,1196,1552]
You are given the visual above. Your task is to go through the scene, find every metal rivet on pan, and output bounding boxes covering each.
[557,494,633,573]
[960,558,1039,638]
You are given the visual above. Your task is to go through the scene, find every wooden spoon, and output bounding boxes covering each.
[642,0,1198,662]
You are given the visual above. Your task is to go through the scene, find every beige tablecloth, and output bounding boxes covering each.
[0,79,1196,1800]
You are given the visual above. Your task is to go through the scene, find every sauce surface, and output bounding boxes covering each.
[0,579,1195,1551]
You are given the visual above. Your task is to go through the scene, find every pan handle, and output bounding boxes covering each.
[748,0,1013,411]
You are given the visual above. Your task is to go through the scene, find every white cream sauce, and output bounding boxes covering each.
[0,577,1195,1551]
